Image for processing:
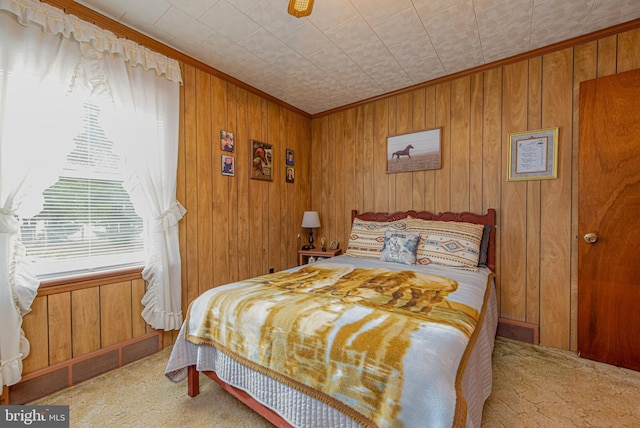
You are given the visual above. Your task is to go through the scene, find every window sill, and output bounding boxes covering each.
[37,266,144,296]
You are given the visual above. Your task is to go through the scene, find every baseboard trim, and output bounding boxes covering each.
[7,331,161,404]
[497,317,539,345]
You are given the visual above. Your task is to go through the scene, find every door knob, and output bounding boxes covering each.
[583,233,598,244]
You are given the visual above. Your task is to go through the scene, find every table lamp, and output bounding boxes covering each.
[301,211,320,249]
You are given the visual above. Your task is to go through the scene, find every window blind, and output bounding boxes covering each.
[19,102,145,279]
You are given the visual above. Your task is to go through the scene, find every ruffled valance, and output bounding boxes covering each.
[0,0,182,84]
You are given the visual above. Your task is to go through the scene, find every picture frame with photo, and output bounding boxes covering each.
[387,128,441,173]
[221,155,234,176]
[286,166,294,183]
[250,140,273,181]
[220,130,234,152]
[286,149,294,166]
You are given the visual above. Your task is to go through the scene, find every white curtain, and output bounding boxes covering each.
[0,0,183,388]
[100,54,186,331]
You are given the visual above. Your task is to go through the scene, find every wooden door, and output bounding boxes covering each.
[578,68,640,371]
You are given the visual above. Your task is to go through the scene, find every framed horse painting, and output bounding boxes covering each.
[251,140,273,181]
[387,128,441,173]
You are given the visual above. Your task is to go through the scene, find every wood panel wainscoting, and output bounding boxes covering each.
[4,271,163,404]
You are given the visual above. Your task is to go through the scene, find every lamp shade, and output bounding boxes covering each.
[301,211,320,228]
[288,0,314,18]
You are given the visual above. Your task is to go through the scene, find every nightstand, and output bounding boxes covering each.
[298,248,342,265]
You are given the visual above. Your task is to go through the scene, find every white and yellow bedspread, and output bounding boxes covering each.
[166,255,497,428]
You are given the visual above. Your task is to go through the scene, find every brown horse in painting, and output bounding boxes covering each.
[253,146,268,176]
[392,144,414,159]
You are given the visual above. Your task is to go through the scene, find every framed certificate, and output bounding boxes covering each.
[508,127,559,181]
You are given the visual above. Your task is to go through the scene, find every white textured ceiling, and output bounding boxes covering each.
[76,0,640,115]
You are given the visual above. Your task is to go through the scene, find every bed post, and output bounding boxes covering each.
[188,365,200,397]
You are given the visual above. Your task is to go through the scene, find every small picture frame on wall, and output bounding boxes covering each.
[286,167,294,183]
[251,140,273,181]
[508,127,559,181]
[286,149,294,166]
[220,130,234,152]
[221,155,234,176]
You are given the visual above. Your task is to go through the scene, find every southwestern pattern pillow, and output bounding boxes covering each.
[346,218,406,259]
[405,218,485,270]
[380,231,419,265]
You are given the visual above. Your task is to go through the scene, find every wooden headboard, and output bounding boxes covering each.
[351,209,497,272]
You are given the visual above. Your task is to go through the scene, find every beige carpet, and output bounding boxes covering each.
[32,337,640,427]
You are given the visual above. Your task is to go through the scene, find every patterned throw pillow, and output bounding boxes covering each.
[406,218,485,270]
[346,218,406,259]
[380,231,419,265]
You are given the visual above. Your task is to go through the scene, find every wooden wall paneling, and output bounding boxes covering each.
[320,114,333,241]
[469,74,484,214]
[423,86,437,212]
[342,109,356,241]
[353,105,365,214]
[177,63,189,327]
[434,82,451,213]
[235,88,250,281]
[310,115,324,226]
[47,293,71,365]
[267,102,281,272]
[387,97,397,211]
[183,64,200,306]
[362,104,375,213]
[211,76,229,287]
[450,77,471,213]
[303,113,313,238]
[618,28,640,71]
[71,287,100,357]
[481,69,503,309]
[411,88,427,211]
[287,112,297,260]
[539,48,574,349]
[294,111,308,265]
[196,69,214,294]
[334,112,346,247]
[131,279,147,338]
[500,61,528,322]
[22,296,48,373]
[395,92,414,211]
[260,100,270,273]
[280,109,292,268]
[373,100,389,212]
[525,57,542,327]
[248,93,264,278]
[572,41,598,351]
[100,282,132,348]
[227,84,239,283]
[597,35,618,77]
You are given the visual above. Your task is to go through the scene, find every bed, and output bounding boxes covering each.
[165,208,497,428]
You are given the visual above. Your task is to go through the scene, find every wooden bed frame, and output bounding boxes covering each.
[186,208,497,427]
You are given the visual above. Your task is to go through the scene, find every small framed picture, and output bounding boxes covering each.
[251,140,273,181]
[286,149,294,166]
[221,155,234,176]
[286,167,294,183]
[329,240,339,250]
[220,130,234,152]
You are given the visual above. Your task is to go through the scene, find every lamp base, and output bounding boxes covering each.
[308,228,315,249]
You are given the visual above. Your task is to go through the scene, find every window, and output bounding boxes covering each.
[19,101,145,280]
